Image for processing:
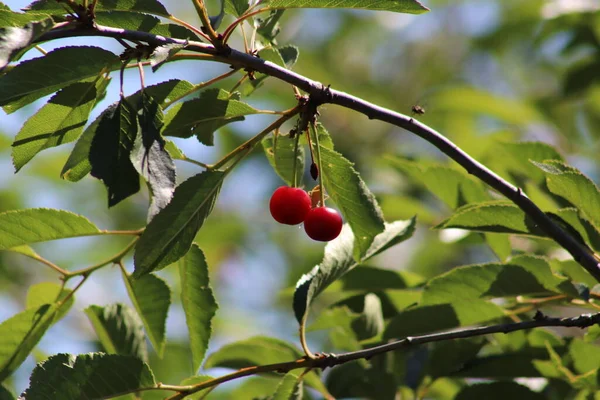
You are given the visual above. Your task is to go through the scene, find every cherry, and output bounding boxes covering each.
[304,207,343,242]
[269,186,311,225]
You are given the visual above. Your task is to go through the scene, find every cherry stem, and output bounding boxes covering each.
[311,122,325,206]
[292,129,301,188]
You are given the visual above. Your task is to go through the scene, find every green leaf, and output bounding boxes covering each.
[130,93,176,220]
[256,10,285,44]
[0,208,99,250]
[26,0,172,18]
[94,11,199,41]
[89,99,141,207]
[319,145,386,258]
[293,219,415,325]
[272,372,303,400]
[383,301,505,339]
[490,141,564,184]
[133,170,225,277]
[122,272,170,357]
[0,17,53,69]
[0,385,13,400]
[162,88,260,145]
[0,304,57,381]
[569,338,600,374]
[340,266,425,291]
[132,79,195,107]
[178,244,218,372]
[164,140,186,160]
[263,0,428,13]
[262,133,304,186]
[0,46,120,113]
[326,361,396,400]
[12,75,110,171]
[84,303,148,362]
[179,375,214,399]
[21,353,156,399]
[455,382,546,400]
[26,282,73,322]
[351,293,384,340]
[204,336,326,394]
[426,338,485,379]
[533,160,600,227]
[0,10,51,27]
[421,255,576,304]
[436,200,543,235]
[150,42,186,72]
[225,0,249,17]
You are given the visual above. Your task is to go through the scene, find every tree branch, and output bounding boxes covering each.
[157,311,600,399]
[34,25,600,282]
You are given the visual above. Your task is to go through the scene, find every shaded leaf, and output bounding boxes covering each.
[12,75,110,171]
[0,17,53,70]
[293,219,415,325]
[0,208,99,250]
[26,282,73,323]
[89,99,141,207]
[0,304,57,381]
[319,144,386,258]
[262,133,304,186]
[426,338,485,378]
[21,353,156,399]
[455,382,546,400]
[122,272,170,357]
[340,266,425,291]
[94,11,199,40]
[26,0,171,18]
[133,170,225,277]
[351,293,384,340]
[178,244,218,372]
[0,46,120,113]
[264,0,428,13]
[84,303,148,362]
[326,361,396,400]
[162,88,260,145]
[225,0,249,17]
[256,10,285,44]
[130,93,176,220]
[0,386,13,400]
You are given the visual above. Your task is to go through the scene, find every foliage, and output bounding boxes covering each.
[1,0,600,399]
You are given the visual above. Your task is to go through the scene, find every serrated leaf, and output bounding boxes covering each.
[421,255,577,304]
[225,0,249,17]
[383,301,505,339]
[263,0,428,13]
[436,200,544,235]
[318,145,385,258]
[0,17,53,70]
[178,244,218,372]
[179,375,214,400]
[94,11,199,40]
[0,46,120,113]
[256,10,284,44]
[0,304,57,381]
[293,219,415,325]
[150,42,186,72]
[130,93,176,220]
[272,372,303,400]
[90,99,141,207]
[26,0,171,18]
[203,336,326,393]
[12,75,109,171]
[262,134,304,186]
[21,353,156,399]
[84,303,148,362]
[533,160,600,227]
[122,272,170,357]
[164,140,186,160]
[0,208,99,249]
[133,170,225,277]
[162,88,260,145]
[0,10,51,27]
[26,282,73,322]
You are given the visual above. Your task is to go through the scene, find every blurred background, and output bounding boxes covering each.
[1,0,599,397]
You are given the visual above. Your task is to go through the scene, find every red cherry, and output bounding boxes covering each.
[304,207,343,242]
[269,186,311,225]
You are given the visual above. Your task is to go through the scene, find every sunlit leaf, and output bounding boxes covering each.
[272,372,303,400]
[178,244,218,372]
[27,282,73,323]
[25,0,172,17]
[21,353,156,399]
[0,208,99,250]
[262,133,304,186]
[134,170,225,277]
[84,303,148,362]
[122,272,170,357]
[0,17,53,69]
[0,46,120,113]
[263,0,428,13]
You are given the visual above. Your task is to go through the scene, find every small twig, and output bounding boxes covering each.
[137,61,145,90]
[221,7,275,44]
[162,68,240,108]
[64,237,139,280]
[168,15,212,42]
[191,0,221,45]
[20,252,70,277]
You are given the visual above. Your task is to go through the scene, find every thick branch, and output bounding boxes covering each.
[35,25,600,282]
[160,312,600,399]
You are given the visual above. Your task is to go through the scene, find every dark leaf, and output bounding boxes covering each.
[89,99,141,207]
[25,0,171,18]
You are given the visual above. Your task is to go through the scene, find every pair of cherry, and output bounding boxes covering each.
[269,186,343,241]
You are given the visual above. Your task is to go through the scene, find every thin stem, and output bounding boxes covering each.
[181,156,211,169]
[163,68,240,109]
[137,61,145,90]
[155,311,600,400]
[299,319,316,359]
[64,237,139,280]
[222,7,275,44]
[21,252,70,277]
[100,228,145,236]
[311,122,325,206]
[119,62,126,98]
[191,0,220,44]
[240,22,249,54]
[34,45,48,55]
[229,73,249,95]
[210,106,301,170]
[168,15,211,42]
[292,130,301,188]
